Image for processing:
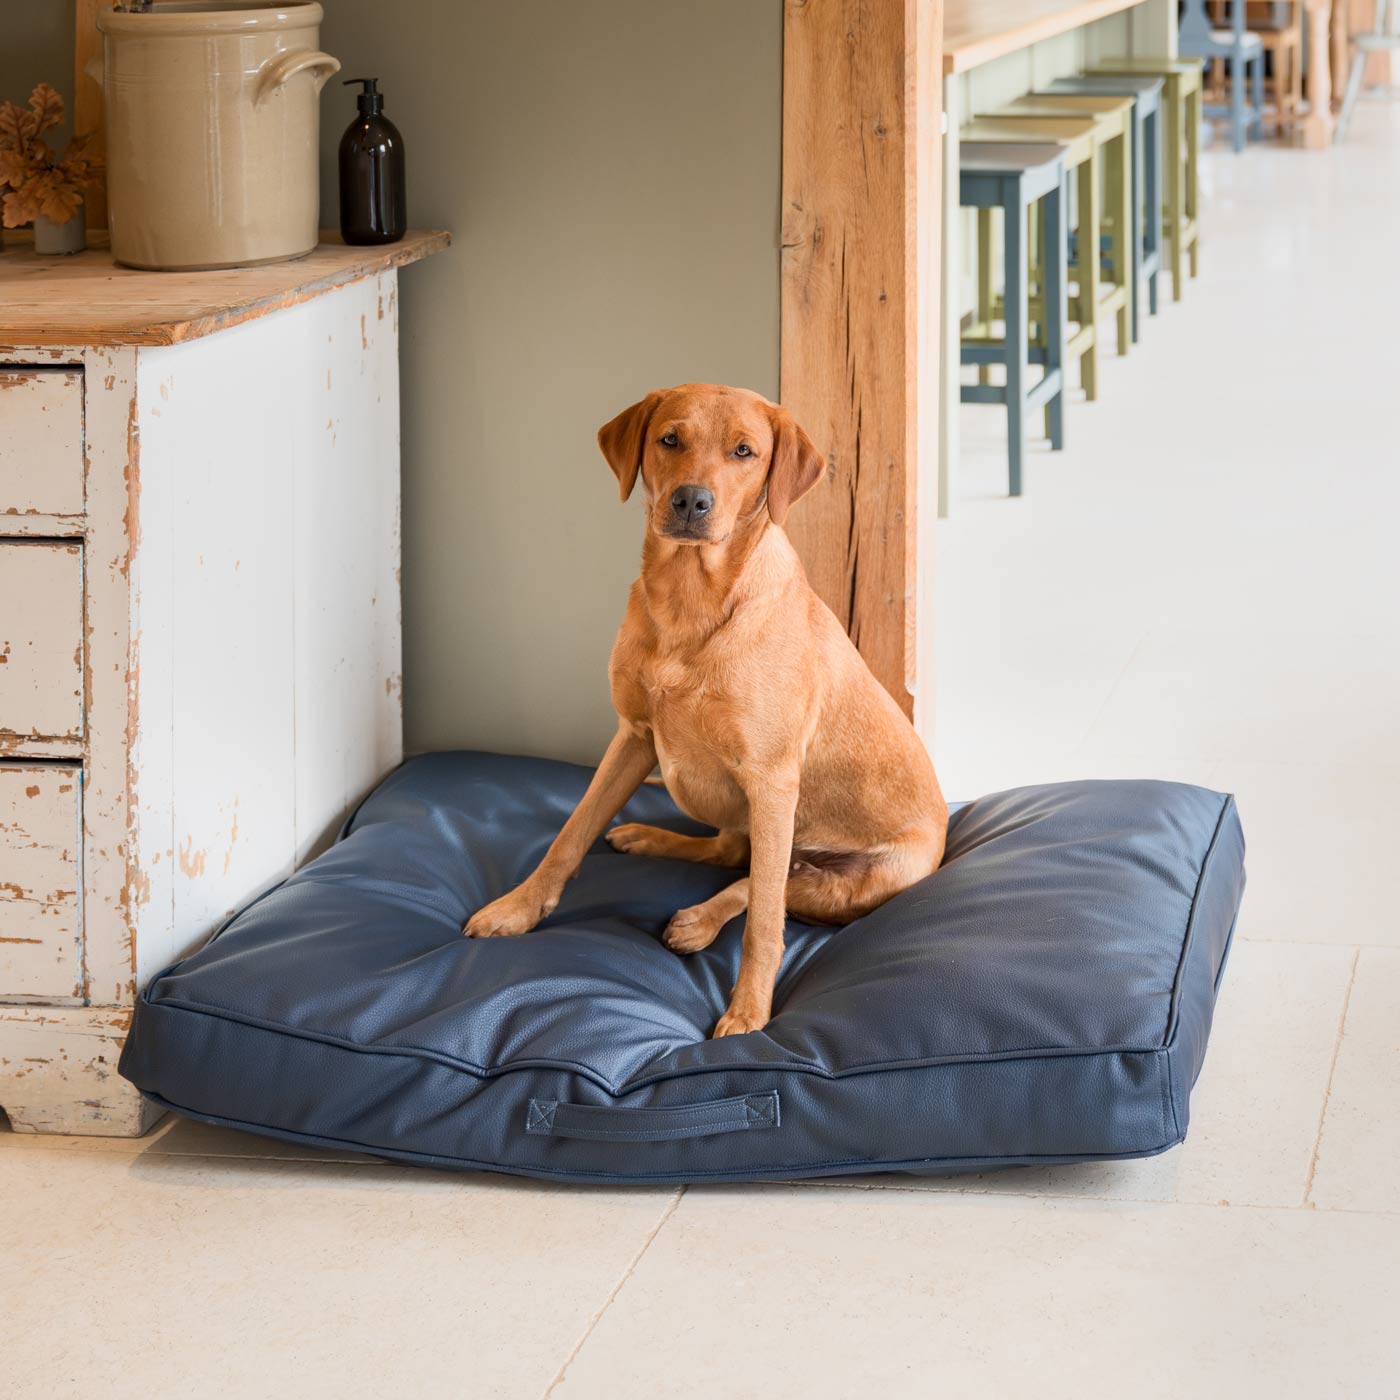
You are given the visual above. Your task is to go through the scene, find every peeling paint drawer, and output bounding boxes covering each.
[0,764,83,999]
[0,541,85,743]
[0,368,84,517]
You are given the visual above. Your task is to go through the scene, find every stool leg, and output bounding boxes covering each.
[1146,105,1161,318]
[1079,152,1101,400]
[1129,114,1144,342]
[1290,37,1302,126]
[1260,49,1271,139]
[1112,129,1132,355]
[977,207,994,387]
[1004,190,1028,497]
[1042,178,1067,453]
[1028,200,1042,307]
[1167,86,1184,302]
[1337,50,1367,139]
[1036,196,1052,441]
[1231,53,1247,152]
[1029,200,1050,440]
[1187,84,1201,279]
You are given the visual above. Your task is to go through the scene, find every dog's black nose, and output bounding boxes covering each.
[670,484,714,523]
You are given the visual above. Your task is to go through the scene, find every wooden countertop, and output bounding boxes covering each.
[0,230,451,348]
[944,0,1147,73]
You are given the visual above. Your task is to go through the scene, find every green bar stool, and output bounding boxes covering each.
[962,118,1098,404]
[987,94,1136,361]
[958,142,1069,497]
[1042,75,1164,339]
[1091,58,1202,301]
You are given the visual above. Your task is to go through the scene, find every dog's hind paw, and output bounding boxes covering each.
[605,823,666,857]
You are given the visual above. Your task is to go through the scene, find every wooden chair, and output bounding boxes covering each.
[1179,0,1266,150]
[1337,0,1400,136]
[957,142,1070,496]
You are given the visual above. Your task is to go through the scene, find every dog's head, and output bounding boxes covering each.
[596,383,824,545]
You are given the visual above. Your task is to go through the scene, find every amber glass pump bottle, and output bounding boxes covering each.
[338,78,406,245]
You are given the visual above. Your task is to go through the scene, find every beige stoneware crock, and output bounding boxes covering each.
[93,1,340,270]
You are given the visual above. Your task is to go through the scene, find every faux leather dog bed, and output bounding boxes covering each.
[119,751,1245,1183]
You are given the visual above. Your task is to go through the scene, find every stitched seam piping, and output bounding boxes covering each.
[1160,1048,1178,1143]
[1162,792,1236,1048]
[140,990,1179,1099]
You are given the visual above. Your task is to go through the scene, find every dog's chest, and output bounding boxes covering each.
[641,655,747,829]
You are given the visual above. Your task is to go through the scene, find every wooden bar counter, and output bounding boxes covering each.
[944,0,1149,73]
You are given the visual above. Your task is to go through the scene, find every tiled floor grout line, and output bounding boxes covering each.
[540,1185,686,1398]
[1301,946,1362,1208]
[1236,936,1394,950]
[779,1176,1400,1217]
[1064,629,1150,756]
[0,1139,375,1164]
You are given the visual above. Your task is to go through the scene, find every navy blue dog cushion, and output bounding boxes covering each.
[119,751,1245,1183]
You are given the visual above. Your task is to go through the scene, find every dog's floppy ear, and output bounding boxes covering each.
[597,390,665,503]
[766,406,825,526]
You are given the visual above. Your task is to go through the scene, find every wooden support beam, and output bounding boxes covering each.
[780,0,943,730]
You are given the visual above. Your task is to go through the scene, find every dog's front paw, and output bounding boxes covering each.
[661,903,726,954]
[712,996,770,1038]
[464,883,558,939]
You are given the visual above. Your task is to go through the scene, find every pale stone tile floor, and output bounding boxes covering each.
[6,104,1400,1399]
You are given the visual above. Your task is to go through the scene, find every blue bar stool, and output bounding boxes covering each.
[959,142,1069,497]
[1041,74,1164,338]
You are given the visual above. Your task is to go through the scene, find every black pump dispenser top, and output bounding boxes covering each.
[344,77,384,115]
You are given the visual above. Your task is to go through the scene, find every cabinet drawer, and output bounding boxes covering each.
[0,542,85,743]
[0,368,84,517]
[0,764,82,999]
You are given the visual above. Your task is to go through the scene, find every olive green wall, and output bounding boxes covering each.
[4,0,781,767]
[0,4,75,146]
[316,0,783,764]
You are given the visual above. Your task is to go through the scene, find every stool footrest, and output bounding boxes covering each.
[961,383,1009,406]
[959,368,1064,411]
[1025,369,1064,411]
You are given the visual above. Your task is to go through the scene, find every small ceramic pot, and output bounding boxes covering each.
[34,206,87,256]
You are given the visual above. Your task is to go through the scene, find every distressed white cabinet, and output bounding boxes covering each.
[0,232,448,1134]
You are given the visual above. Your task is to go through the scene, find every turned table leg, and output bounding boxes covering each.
[1302,0,1336,146]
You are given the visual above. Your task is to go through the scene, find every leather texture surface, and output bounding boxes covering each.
[120,751,1246,1183]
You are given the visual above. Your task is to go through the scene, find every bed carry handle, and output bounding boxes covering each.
[524,1091,780,1143]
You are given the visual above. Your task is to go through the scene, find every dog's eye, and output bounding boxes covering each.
[734,443,753,458]
[660,432,679,448]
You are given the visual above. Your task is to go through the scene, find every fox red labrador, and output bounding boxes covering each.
[465,383,947,1037]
